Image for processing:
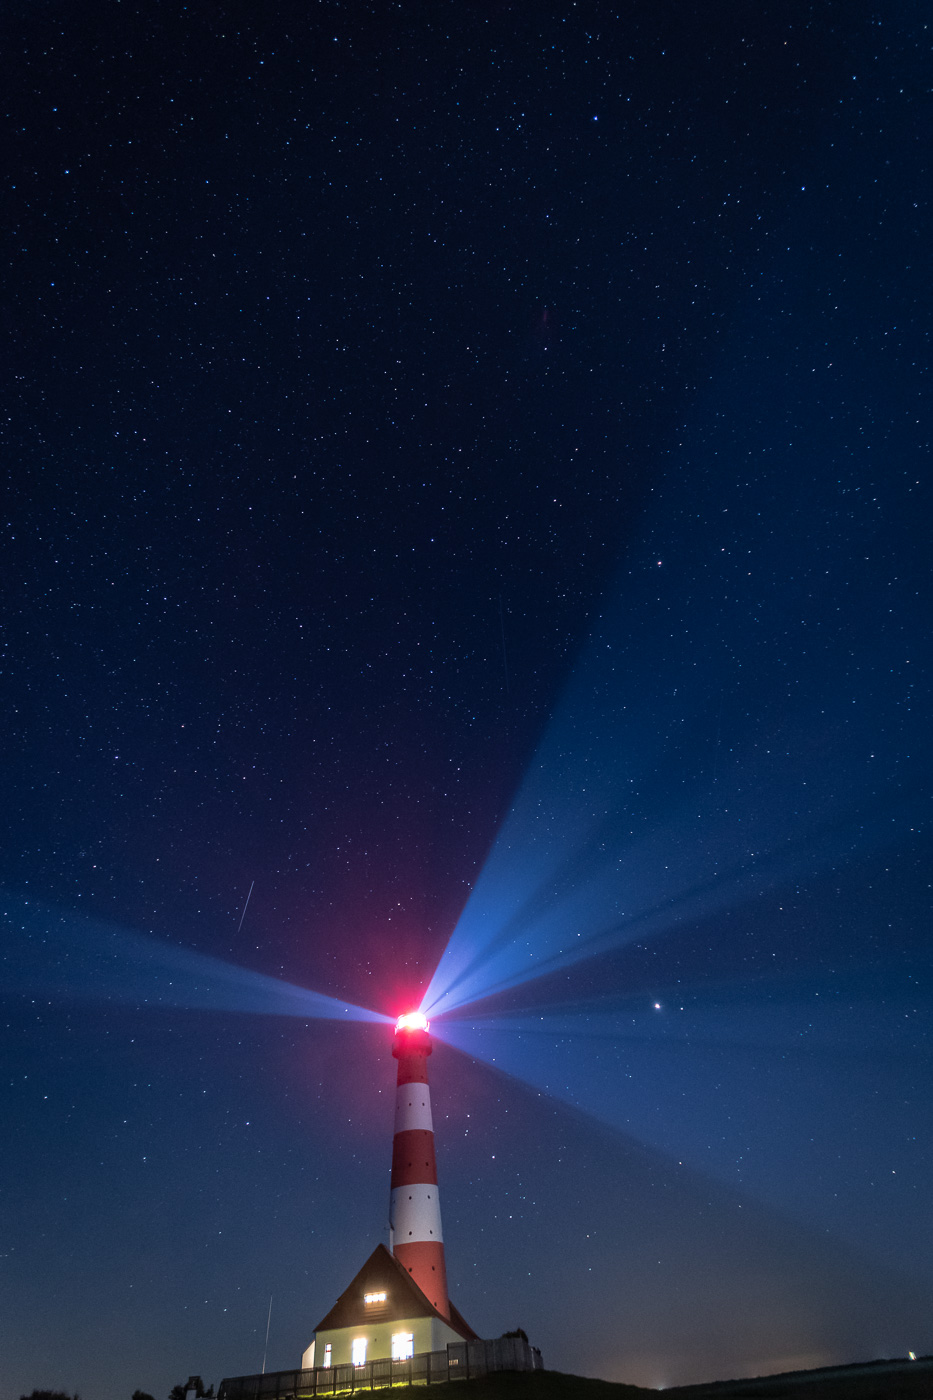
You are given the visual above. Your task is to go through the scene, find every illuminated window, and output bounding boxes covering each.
[363,1291,387,1305]
[352,1338,367,1368]
[392,1333,414,1361]
[322,1346,332,1369]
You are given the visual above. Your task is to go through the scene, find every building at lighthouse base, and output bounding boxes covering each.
[301,1243,476,1371]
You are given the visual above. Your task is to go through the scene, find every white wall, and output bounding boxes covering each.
[305,1314,464,1367]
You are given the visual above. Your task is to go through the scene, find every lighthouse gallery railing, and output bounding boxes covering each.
[219,1337,543,1400]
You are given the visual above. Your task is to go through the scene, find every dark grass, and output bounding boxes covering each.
[383,1358,933,1400]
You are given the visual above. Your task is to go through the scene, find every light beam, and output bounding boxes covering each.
[1,896,390,1024]
[421,435,928,1020]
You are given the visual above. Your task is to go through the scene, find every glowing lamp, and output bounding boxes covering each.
[395,1011,429,1033]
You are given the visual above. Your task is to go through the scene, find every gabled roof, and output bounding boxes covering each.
[314,1244,477,1340]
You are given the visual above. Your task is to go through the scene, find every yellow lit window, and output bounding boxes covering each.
[352,1338,367,1367]
[363,1291,387,1304]
[322,1346,332,1369]
[392,1333,414,1361]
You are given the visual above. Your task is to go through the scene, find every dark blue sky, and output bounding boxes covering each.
[2,2,931,1396]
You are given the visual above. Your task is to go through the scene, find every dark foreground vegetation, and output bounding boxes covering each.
[371,1357,933,1400]
[20,1356,933,1400]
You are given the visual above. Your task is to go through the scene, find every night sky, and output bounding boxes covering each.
[2,1,931,1397]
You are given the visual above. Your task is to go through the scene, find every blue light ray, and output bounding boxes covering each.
[434,960,933,1057]
[422,425,929,1020]
[422,753,920,1017]
[1,896,390,1024]
[430,988,933,1266]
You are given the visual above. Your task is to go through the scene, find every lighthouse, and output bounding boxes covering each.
[299,1012,476,1369]
[216,1010,543,1397]
[390,1011,449,1317]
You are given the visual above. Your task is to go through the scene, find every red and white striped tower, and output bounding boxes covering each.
[390,1012,450,1320]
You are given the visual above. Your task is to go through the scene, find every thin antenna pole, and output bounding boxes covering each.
[237,880,255,934]
[262,1294,273,1374]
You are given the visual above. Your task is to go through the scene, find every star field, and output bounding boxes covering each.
[2,3,931,1398]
